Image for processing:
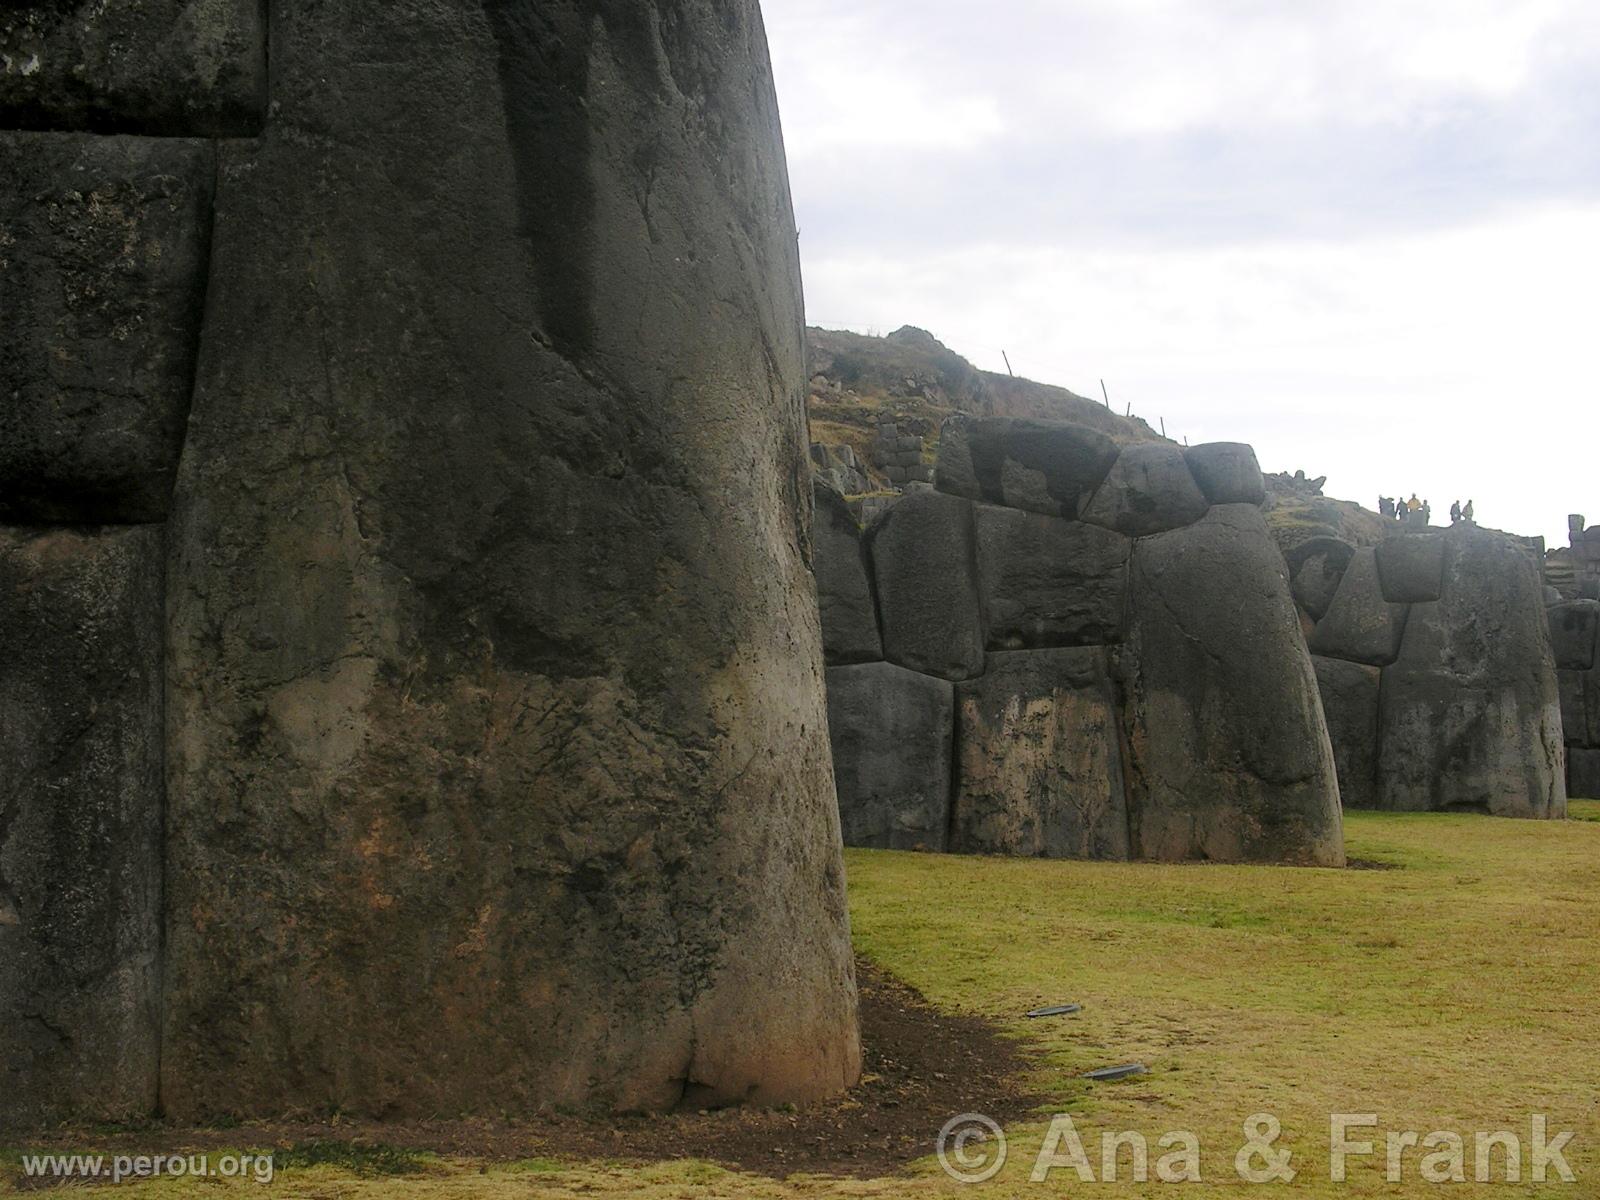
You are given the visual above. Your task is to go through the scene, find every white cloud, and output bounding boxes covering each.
[802,205,1600,544]
[767,0,1600,150]
[765,0,1600,543]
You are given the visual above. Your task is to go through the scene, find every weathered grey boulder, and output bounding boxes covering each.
[1375,533,1446,603]
[827,663,953,851]
[161,0,858,1119]
[814,482,882,664]
[867,488,984,679]
[0,1,264,136]
[1120,505,1344,865]
[935,415,1119,517]
[0,134,214,523]
[1569,748,1600,800]
[973,503,1129,648]
[1,525,163,1128]
[1312,656,1380,810]
[1308,547,1408,666]
[1377,526,1565,817]
[1547,600,1599,671]
[1080,442,1210,537]
[1184,441,1266,506]
[1286,536,1355,621]
[950,648,1129,860]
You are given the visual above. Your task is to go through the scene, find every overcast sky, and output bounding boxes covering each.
[762,0,1599,545]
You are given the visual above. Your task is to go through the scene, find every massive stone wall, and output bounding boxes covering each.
[2,0,859,1128]
[818,420,1345,865]
[1291,525,1566,817]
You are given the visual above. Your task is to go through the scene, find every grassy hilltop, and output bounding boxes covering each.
[804,326,1160,495]
[803,326,1399,557]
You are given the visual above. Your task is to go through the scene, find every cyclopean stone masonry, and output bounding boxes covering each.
[3,0,860,1128]
[817,421,1345,866]
[1292,525,1566,817]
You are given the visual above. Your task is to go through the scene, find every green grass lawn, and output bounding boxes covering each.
[6,804,1598,1198]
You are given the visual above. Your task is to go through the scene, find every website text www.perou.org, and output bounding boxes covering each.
[19,1150,275,1186]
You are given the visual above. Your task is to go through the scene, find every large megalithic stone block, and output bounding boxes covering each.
[1375,533,1446,603]
[867,488,985,679]
[162,1,859,1119]
[0,526,163,1128]
[950,648,1130,860]
[1377,526,1566,817]
[813,482,882,664]
[1570,748,1600,800]
[973,502,1130,649]
[1079,442,1209,537]
[0,134,214,523]
[935,415,1120,517]
[1584,673,1600,747]
[0,2,265,136]
[1286,536,1355,622]
[1121,505,1344,865]
[1547,600,1600,671]
[1311,656,1381,810]
[1308,547,1408,666]
[1556,670,1588,747]
[827,662,954,851]
[1183,441,1266,506]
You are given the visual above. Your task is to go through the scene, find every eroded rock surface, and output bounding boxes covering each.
[0,525,163,1127]
[1549,598,1600,799]
[1185,441,1266,506]
[1080,442,1209,537]
[160,0,858,1119]
[827,418,1342,866]
[1569,748,1600,799]
[1312,656,1381,811]
[1309,547,1408,666]
[1378,527,1564,817]
[1288,536,1355,621]
[950,648,1129,860]
[0,1,264,135]
[935,415,1119,517]
[0,134,214,523]
[1376,533,1446,603]
[867,488,984,679]
[1547,600,1599,671]
[827,662,953,851]
[1121,506,1344,864]
[973,503,1129,649]
[814,482,882,663]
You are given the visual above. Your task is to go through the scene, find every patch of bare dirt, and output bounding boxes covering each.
[5,958,1043,1183]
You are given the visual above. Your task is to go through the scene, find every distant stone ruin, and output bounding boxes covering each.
[872,421,936,487]
[1291,526,1566,816]
[1,0,858,1128]
[1546,514,1600,603]
[816,418,1345,865]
